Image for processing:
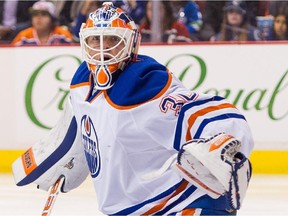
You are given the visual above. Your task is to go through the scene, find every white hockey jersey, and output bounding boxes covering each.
[69,55,254,215]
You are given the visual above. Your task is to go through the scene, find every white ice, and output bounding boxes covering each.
[1,174,288,215]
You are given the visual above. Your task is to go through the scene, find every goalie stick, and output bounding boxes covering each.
[41,176,65,216]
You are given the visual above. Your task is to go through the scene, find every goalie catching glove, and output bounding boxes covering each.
[12,99,89,192]
[173,133,251,210]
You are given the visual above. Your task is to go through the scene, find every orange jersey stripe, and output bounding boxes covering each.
[89,91,104,103]
[181,208,196,215]
[141,180,189,215]
[70,82,90,89]
[185,103,236,141]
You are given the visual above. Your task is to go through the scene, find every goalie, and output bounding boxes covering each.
[12,2,254,215]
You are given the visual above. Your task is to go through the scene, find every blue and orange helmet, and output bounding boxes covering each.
[79,2,141,90]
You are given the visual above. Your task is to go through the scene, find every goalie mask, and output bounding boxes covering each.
[79,2,140,90]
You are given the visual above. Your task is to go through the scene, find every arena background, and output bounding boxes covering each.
[0,42,287,174]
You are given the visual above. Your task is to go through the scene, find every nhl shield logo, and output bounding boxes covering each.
[81,115,101,178]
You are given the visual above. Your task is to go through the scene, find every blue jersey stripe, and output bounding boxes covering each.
[71,61,90,86]
[106,55,170,107]
[185,193,231,211]
[194,113,246,139]
[111,179,186,215]
[173,96,225,150]
[154,185,197,215]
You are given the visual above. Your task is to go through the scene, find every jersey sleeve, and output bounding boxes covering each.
[173,94,254,157]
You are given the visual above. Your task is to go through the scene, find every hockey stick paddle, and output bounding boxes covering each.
[41,175,65,216]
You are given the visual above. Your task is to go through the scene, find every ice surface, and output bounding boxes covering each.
[1,174,287,215]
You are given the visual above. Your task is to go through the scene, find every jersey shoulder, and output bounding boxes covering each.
[70,62,90,88]
[106,55,172,107]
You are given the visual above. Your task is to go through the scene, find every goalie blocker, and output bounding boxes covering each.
[173,133,252,210]
[12,98,89,192]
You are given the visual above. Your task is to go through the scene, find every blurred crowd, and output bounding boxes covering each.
[0,0,287,46]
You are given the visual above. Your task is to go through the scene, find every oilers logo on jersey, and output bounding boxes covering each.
[81,115,101,178]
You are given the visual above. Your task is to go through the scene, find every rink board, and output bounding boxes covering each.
[1,149,288,174]
[0,43,288,174]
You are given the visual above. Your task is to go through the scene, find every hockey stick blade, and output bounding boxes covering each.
[42,175,65,216]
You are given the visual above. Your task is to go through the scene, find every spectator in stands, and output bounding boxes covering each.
[214,0,262,42]
[267,1,288,17]
[139,0,191,43]
[171,0,203,41]
[72,1,145,43]
[120,0,146,26]
[71,0,102,42]
[245,1,265,27]
[0,0,36,44]
[267,6,288,40]
[51,0,99,33]
[198,1,226,41]
[51,0,75,28]
[0,1,17,43]
[11,0,73,46]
